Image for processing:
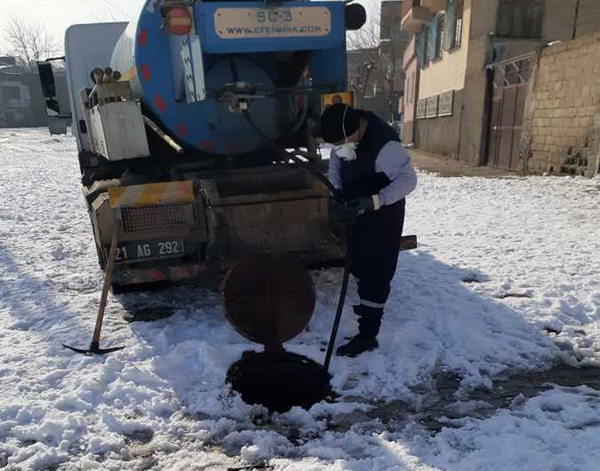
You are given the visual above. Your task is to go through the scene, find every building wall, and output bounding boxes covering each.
[0,70,70,128]
[401,36,418,143]
[408,0,600,166]
[543,0,578,41]
[418,0,472,99]
[576,0,600,38]
[544,0,600,41]
[415,0,483,160]
[458,0,586,166]
[521,33,600,177]
[415,89,463,156]
[363,94,396,122]
[458,35,493,165]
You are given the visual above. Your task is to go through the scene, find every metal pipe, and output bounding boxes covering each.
[143,115,184,154]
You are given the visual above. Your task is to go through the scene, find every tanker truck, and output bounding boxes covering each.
[42,0,367,291]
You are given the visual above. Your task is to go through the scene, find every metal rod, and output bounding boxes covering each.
[143,115,184,154]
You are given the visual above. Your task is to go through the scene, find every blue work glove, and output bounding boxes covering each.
[332,196,378,222]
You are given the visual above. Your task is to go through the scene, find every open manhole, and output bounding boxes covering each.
[223,254,332,413]
[227,351,333,413]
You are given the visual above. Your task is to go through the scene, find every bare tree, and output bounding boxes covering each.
[2,15,61,71]
[347,4,407,121]
[381,34,406,122]
[347,6,384,106]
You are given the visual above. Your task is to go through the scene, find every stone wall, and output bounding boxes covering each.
[522,33,600,177]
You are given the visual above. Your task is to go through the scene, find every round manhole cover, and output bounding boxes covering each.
[222,254,316,350]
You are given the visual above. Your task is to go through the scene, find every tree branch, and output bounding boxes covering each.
[2,14,61,71]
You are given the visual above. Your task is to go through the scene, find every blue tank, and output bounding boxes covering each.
[110,0,348,156]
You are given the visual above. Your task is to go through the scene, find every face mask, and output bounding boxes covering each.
[334,105,358,160]
[335,142,358,160]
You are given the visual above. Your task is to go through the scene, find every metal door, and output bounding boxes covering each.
[488,54,533,171]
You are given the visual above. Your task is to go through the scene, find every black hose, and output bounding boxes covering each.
[241,110,343,202]
[323,223,351,372]
[242,109,351,371]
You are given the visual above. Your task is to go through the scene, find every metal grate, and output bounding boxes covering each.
[121,203,197,233]
[490,52,535,89]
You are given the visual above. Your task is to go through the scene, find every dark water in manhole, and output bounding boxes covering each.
[227,351,333,413]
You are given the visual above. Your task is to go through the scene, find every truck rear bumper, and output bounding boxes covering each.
[89,166,345,289]
[111,260,207,287]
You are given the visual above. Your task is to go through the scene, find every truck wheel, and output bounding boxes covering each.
[110,283,128,294]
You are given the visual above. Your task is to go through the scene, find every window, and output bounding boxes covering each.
[416,29,427,68]
[444,0,463,51]
[435,14,446,59]
[426,17,437,63]
[496,0,543,39]
[2,86,21,100]
[454,0,463,48]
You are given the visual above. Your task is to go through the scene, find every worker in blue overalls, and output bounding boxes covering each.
[321,104,418,357]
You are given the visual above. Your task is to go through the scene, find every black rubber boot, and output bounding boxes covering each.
[336,305,383,357]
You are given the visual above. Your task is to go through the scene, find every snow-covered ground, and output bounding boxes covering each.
[1,128,599,471]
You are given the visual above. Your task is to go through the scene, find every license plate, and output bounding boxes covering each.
[112,239,185,262]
